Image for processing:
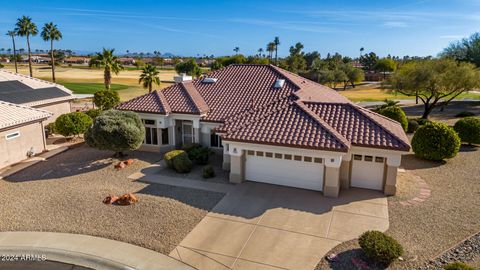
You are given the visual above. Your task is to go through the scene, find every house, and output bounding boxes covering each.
[0,69,75,124]
[117,64,410,197]
[0,101,52,168]
[64,57,90,65]
[118,57,136,65]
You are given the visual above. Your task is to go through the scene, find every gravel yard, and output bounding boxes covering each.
[0,145,224,255]
[317,146,480,270]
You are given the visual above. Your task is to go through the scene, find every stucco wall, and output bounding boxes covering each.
[34,101,71,124]
[0,122,46,168]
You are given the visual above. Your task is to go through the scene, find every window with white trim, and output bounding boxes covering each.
[5,131,20,140]
[210,132,223,148]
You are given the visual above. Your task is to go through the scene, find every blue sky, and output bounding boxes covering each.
[0,0,479,57]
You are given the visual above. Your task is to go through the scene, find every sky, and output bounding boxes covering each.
[0,0,479,58]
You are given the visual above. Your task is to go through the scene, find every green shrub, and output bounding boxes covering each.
[358,231,403,265]
[203,165,215,178]
[85,110,145,156]
[455,111,476,118]
[85,109,102,120]
[412,122,461,161]
[55,112,93,138]
[415,118,432,126]
[453,117,480,145]
[164,150,188,169]
[407,119,420,133]
[93,90,120,110]
[46,122,57,136]
[377,106,408,131]
[181,143,202,153]
[444,262,475,270]
[189,147,213,165]
[173,155,193,173]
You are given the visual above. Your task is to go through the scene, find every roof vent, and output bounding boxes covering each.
[174,73,192,83]
[274,79,285,89]
[203,77,218,83]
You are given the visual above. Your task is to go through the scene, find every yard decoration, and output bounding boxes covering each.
[453,117,480,145]
[85,110,145,157]
[412,122,461,161]
[114,159,135,170]
[103,193,138,205]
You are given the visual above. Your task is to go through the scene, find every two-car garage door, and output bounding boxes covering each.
[245,150,324,191]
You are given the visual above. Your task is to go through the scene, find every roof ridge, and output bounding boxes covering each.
[154,90,171,114]
[181,81,209,114]
[268,65,302,90]
[294,100,351,149]
[349,104,410,149]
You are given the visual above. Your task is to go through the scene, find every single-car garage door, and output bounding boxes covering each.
[351,154,385,190]
[245,150,324,191]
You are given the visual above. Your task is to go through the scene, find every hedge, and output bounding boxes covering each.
[412,122,461,161]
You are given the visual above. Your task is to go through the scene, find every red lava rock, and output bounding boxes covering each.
[103,195,119,204]
[123,159,135,166]
[115,193,138,206]
[114,162,126,170]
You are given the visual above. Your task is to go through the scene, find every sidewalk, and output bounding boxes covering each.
[0,231,194,270]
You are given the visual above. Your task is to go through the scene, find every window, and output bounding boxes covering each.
[364,156,373,162]
[275,153,282,159]
[284,154,292,160]
[314,157,322,163]
[375,157,384,163]
[266,152,273,158]
[144,127,158,145]
[247,150,255,155]
[161,128,169,145]
[294,155,302,161]
[304,156,312,162]
[256,151,264,157]
[353,154,362,161]
[5,131,20,140]
[143,119,155,125]
[210,132,222,148]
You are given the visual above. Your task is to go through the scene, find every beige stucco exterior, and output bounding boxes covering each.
[33,101,72,124]
[0,122,46,168]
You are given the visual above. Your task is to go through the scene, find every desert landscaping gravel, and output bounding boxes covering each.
[0,145,225,254]
[317,146,480,270]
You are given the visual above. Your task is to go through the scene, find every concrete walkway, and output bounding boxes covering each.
[0,232,194,270]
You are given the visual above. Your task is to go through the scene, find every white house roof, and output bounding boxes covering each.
[0,101,52,130]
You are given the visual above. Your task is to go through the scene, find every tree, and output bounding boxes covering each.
[89,48,124,90]
[375,58,396,79]
[175,59,201,77]
[15,16,37,77]
[342,63,365,89]
[93,90,120,110]
[55,112,93,138]
[41,22,62,82]
[266,42,275,61]
[85,110,145,157]
[360,47,365,58]
[211,60,223,71]
[139,64,160,93]
[233,47,240,55]
[6,31,18,73]
[386,59,480,119]
[257,48,263,57]
[359,52,379,72]
[440,32,480,67]
[273,36,280,64]
[286,42,306,73]
[304,51,320,69]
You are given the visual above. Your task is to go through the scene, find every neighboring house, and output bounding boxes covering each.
[64,57,90,65]
[0,101,52,168]
[0,69,75,124]
[117,64,410,197]
[118,57,136,65]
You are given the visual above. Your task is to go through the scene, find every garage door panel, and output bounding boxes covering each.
[245,154,324,191]
[351,155,384,190]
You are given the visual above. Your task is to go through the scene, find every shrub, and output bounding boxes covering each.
[189,147,213,165]
[182,143,202,153]
[55,112,93,138]
[46,122,57,136]
[358,231,403,265]
[455,111,476,118]
[444,262,475,270]
[407,119,419,133]
[203,165,215,178]
[412,122,461,161]
[85,108,102,120]
[416,118,432,126]
[173,155,193,173]
[453,117,480,145]
[85,110,145,157]
[93,90,120,110]
[377,106,408,131]
[164,150,188,169]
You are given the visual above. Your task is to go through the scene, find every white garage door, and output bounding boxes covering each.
[351,154,385,190]
[245,150,324,191]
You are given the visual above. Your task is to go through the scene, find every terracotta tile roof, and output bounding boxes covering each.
[115,90,171,114]
[181,81,209,114]
[0,101,52,130]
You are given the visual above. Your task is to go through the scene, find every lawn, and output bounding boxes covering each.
[60,82,129,94]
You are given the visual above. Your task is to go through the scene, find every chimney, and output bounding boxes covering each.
[174,73,192,83]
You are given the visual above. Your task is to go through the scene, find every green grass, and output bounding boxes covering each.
[61,82,129,94]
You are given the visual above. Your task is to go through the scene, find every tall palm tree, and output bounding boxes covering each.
[360,47,365,58]
[41,22,62,83]
[233,47,240,55]
[15,16,38,77]
[267,42,275,61]
[6,31,18,73]
[89,48,124,90]
[258,48,263,57]
[139,64,160,93]
[273,36,280,64]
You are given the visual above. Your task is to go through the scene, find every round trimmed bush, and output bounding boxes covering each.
[407,119,419,133]
[203,165,215,178]
[358,231,403,265]
[377,106,408,131]
[46,122,57,136]
[412,122,461,161]
[55,112,93,138]
[164,150,188,169]
[173,155,193,173]
[453,117,480,145]
[85,108,102,120]
[416,118,432,126]
[444,262,475,270]
[93,90,120,110]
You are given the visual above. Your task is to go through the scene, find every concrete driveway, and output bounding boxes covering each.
[170,182,389,270]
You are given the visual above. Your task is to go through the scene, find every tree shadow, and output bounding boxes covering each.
[401,154,446,170]
[326,248,389,270]
[459,144,479,152]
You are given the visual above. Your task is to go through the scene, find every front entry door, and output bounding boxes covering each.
[182,122,193,144]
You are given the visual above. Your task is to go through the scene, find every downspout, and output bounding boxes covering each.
[40,121,47,152]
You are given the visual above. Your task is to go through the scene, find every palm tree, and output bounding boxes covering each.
[41,22,62,83]
[89,48,124,90]
[273,36,280,64]
[360,47,365,58]
[15,16,38,77]
[267,42,275,61]
[139,64,160,93]
[258,48,263,57]
[233,47,240,55]
[6,31,18,73]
